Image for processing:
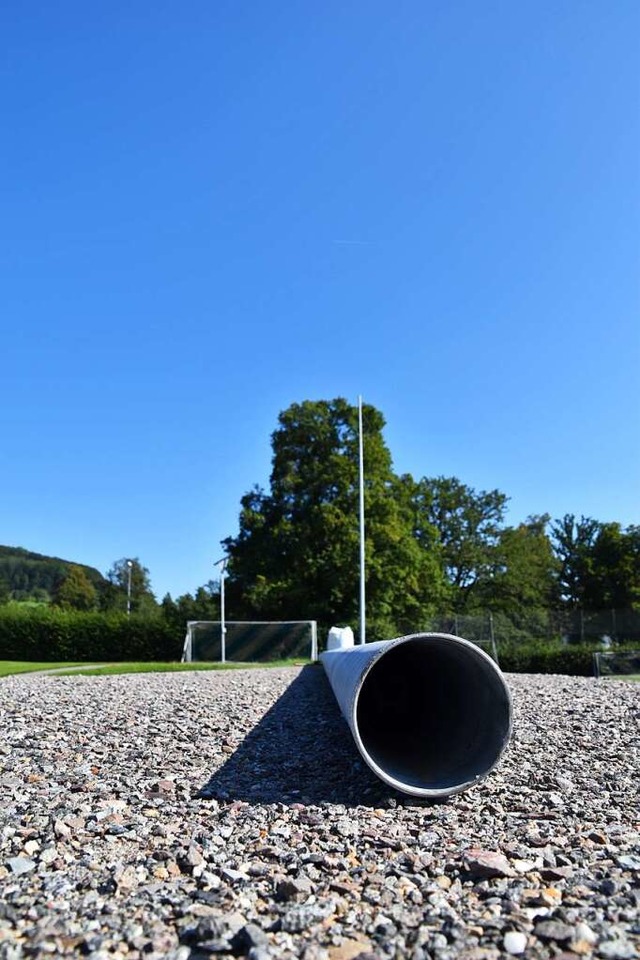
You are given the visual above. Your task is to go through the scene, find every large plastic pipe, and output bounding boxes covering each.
[321,632,512,798]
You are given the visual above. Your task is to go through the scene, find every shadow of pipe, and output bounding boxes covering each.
[195,665,423,808]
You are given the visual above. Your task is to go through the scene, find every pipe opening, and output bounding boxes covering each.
[355,637,511,795]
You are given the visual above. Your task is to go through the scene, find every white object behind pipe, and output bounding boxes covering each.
[327,625,355,651]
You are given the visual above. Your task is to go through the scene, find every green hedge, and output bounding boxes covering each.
[0,607,183,662]
[0,606,636,676]
[498,642,638,676]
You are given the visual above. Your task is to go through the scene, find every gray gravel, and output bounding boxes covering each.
[0,665,638,960]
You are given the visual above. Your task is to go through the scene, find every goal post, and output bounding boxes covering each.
[181,620,318,664]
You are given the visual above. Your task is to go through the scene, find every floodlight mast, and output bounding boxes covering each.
[214,557,228,663]
[126,560,133,618]
[358,396,366,644]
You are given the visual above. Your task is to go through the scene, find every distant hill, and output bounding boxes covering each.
[0,546,107,602]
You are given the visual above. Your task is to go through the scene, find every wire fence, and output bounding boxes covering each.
[423,608,640,651]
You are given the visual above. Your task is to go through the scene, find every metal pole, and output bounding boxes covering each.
[126,560,133,617]
[220,571,226,663]
[489,611,499,664]
[358,396,366,644]
[215,557,228,664]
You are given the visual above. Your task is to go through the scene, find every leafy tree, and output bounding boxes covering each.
[412,476,508,608]
[105,558,156,613]
[550,515,640,641]
[161,593,180,624]
[482,515,558,611]
[52,565,98,611]
[551,514,600,607]
[584,523,640,610]
[31,587,50,603]
[161,582,221,628]
[224,398,448,638]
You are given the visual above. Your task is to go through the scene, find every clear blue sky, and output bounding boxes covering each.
[2,1,639,600]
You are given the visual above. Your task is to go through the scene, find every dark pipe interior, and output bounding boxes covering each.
[356,638,511,792]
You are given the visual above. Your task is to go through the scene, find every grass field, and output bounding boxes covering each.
[0,659,311,678]
[2,661,635,680]
[0,661,86,677]
[601,673,640,682]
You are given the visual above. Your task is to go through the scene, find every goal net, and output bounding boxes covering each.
[593,650,640,679]
[182,620,318,663]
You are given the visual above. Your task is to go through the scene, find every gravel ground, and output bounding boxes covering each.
[0,665,638,960]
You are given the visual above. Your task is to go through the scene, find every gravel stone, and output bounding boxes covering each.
[5,857,36,876]
[0,668,638,959]
[232,923,270,951]
[462,848,516,879]
[598,940,638,960]
[503,931,527,954]
[275,875,313,901]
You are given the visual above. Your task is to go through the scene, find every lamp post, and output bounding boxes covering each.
[358,395,366,644]
[214,557,228,663]
[126,560,133,617]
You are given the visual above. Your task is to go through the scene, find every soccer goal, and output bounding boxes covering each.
[181,620,318,663]
[593,650,640,680]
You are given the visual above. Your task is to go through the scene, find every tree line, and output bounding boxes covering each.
[0,546,105,604]
[215,399,639,640]
[4,399,639,643]
[0,550,157,615]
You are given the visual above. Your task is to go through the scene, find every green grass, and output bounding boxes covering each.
[0,659,311,677]
[53,659,310,676]
[0,661,86,677]
[601,673,640,682]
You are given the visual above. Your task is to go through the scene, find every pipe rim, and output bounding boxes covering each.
[351,632,513,798]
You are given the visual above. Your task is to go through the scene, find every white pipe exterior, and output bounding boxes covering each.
[321,632,513,799]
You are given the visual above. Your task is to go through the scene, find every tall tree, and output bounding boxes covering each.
[584,523,640,610]
[483,515,558,611]
[105,557,156,613]
[412,476,508,608]
[551,514,600,607]
[53,565,98,611]
[224,399,448,638]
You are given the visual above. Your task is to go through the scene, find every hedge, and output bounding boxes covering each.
[0,607,183,662]
[0,606,636,675]
[498,642,638,676]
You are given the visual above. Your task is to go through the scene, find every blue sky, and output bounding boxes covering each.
[2,1,639,600]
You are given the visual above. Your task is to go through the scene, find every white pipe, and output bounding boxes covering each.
[321,632,512,798]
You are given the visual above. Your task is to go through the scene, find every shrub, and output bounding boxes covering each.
[0,606,183,662]
[498,641,639,676]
